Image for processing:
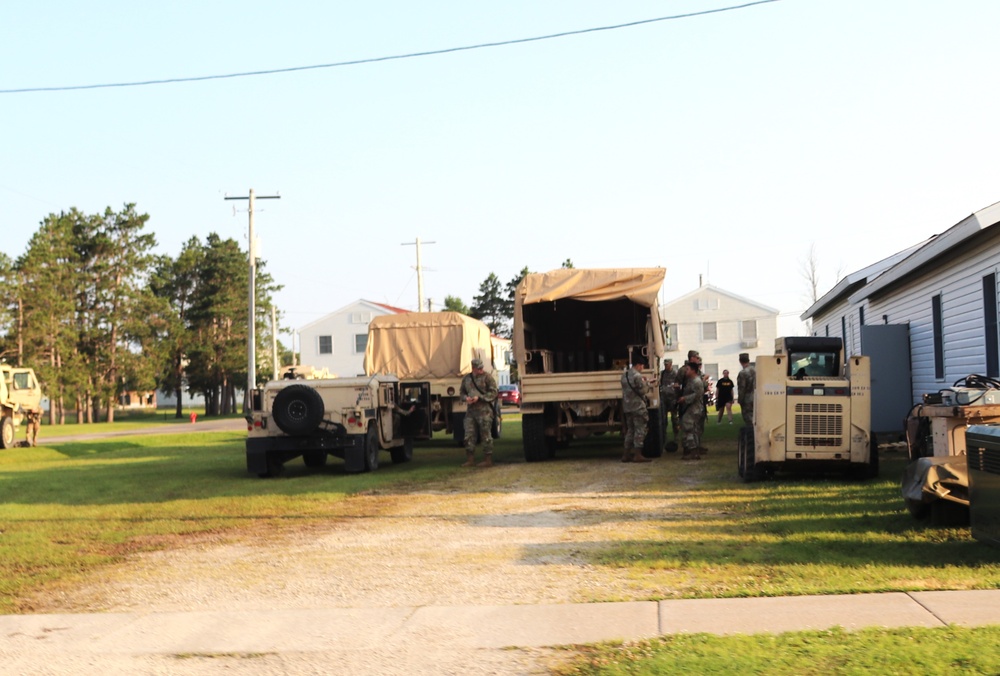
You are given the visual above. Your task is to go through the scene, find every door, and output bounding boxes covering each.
[860,324,912,436]
[399,381,433,440]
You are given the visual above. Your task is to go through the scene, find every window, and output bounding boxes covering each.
[350,312,373,324]
[741,320,758,340]
[932,294,944,380]
[696,298,720,310]
[354,333,368,354]
[701,322,717,341]
[704,363,719,381]
[318,335,332,354]
[664,323,678,350]
[986,274,999,378]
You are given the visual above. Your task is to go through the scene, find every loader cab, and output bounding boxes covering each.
[775,337,844,380]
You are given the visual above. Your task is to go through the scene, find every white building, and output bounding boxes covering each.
[298,299,409,377]
[805,200,1000,409]
[660,284,779,381]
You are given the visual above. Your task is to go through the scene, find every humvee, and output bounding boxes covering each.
[245,372,432,478]
[1,364,43,448]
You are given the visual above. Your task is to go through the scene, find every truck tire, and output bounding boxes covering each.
[391,437,413,464]
[364,424,380,472]
[640,407,666,459]
[258,455,284,478]
[302,451,327,468]
[491,401,502,439]
[0,416,14,449]
[739,426,764,483]
[867,433,880,478]
[523,413,548,462]
[272,385,325,436]
[451,412,465,447]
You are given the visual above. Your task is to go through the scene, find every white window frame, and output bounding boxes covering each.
[318,335,333,355]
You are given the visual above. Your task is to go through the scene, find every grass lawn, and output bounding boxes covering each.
[2,409,998,673]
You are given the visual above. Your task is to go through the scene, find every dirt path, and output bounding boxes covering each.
[25,452,684,674]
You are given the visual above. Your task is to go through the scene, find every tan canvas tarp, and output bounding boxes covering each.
[364,312,494,379]
[517,268,665,308]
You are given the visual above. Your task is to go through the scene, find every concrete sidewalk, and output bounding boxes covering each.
[1,590,997,657]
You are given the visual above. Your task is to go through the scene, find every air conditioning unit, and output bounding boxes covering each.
[741,338,758,349]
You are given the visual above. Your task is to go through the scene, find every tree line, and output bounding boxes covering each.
[0,204,280,424]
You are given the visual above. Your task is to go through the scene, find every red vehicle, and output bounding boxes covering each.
[498,383,521,407]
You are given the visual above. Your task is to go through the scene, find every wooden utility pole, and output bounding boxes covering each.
[401,237,436,312]
[225,189,280,408]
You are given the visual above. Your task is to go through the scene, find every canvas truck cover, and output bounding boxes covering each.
[364,311,495,380]
[514,268,667,357]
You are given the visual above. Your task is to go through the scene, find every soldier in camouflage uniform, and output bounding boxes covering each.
[460,358,499,467]
[659,358,679,441]
[679,353,706,460]
[737,352,756,427]
[620,358,652,463]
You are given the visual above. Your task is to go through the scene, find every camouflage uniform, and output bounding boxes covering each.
[621,365,650,461]
[679,368,706,459]
[25,410,40,447]
[460,366,498,463]
[737,354,756,427]
[659,361,679,438]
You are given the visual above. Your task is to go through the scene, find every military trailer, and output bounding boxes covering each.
[511,268,668,461]
[738,336,876,481]
[364,311,501,444]
[1,364,43,448]
[245,372,432,478]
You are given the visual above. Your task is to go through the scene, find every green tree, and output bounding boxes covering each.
[470,272,509,337]
[443,295,470,315]
[561,258,574,269]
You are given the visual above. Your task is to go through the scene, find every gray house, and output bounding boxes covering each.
[803,200,1000,431]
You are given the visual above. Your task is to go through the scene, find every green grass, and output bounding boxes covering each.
[2,410,1000,674]
[555,626,1000,675]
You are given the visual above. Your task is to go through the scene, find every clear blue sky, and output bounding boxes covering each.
[4,1,1000,337]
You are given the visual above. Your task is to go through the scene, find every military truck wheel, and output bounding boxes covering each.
[302,451,327,468]
[257,455,284,478]
[740,427,764,483]
[867,434,880,478]
[272,385,325,436]
[0,416,14,449]
[523,413,549,462]
[364,424,380,472]
[491,404,502,439]
[391,437,413,464]
[640,407,666,459]
[737,427,748,478]
[451,412,465,447]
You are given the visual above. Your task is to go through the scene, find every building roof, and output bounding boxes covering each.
[800,241,930,321]
[662,283,779,315]
[847,200,1000,305]
[298,298,410,332]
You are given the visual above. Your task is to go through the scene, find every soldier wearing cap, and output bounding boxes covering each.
[659,358,680,441]
[737,352,756,426]
[679,352,705,460]
[621,356,652,463]
[459,357,499,467]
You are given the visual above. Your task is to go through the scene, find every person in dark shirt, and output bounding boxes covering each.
[715,369,735,424]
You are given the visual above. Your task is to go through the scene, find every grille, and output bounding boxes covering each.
[793,402,844,447]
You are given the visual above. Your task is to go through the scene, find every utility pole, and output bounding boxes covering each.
[271,305,279,380]
[401,237,435,312]
[225,189,280,409]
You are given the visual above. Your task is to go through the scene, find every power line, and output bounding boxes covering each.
[1,0,781,95]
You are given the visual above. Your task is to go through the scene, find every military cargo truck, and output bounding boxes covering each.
[512,268,668,461]
[245,371,432,478]
[0,364,43,448]
[738,336,876,481]
[364,311,501,444]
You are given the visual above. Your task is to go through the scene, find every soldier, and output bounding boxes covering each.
[737,352,756,427]
[460,358,499,467]
[25,410,41,447]
[659,358,680,441]
[679,353,706,460]
[621,357,652,463]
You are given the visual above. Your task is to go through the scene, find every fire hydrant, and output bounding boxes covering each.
[190,411,197,424]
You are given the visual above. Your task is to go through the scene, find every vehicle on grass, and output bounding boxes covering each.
[498,384,520,407]
[0,364,43,448]
[738,336,876,482]
[512,267,668,461]
[364,311,502,444]
[245,371,432,478]
[900,374,1000,525]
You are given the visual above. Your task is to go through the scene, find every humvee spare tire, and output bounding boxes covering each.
[272,384,325,436]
